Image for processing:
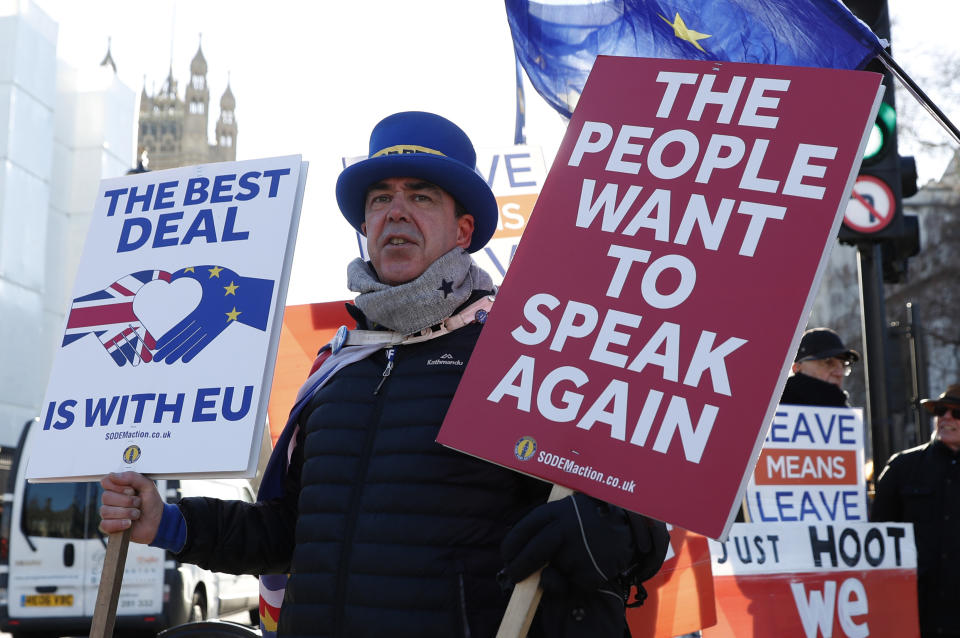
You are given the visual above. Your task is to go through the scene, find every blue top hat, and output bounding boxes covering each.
[335,111,498,253]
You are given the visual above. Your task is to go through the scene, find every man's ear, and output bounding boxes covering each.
[361,222,367,235]
[791,362,801,374]
[456,214,475,249]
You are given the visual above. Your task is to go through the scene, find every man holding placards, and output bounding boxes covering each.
[100,111,667,638]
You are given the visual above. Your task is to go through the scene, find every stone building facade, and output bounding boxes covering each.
[137,42,236,170]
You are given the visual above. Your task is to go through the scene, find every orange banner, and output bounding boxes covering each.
[753,449,858,485]
[267,301,353,445]
[704,570,919,637]
[628,528,717,637]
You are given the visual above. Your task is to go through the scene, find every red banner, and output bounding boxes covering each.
[438,56,883,538]
[706,571,919,637]
[704,522,919,637]
[628,528,717,637]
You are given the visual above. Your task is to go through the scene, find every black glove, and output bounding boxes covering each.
[501,493,637,637]
[501,492,635,594]
[534,582,628,638]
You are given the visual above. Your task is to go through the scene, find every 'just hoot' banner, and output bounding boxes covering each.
[30,155,307,481]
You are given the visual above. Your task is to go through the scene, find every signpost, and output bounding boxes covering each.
[439,55,884,540]
[31,156,306,481]
[30,157,306,638]
[438,55,883,637]
[843,175,895,233]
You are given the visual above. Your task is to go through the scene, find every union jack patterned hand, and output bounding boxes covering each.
[153,265,274,364]
[61,270,171,366]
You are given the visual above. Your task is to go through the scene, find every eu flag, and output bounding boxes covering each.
[506,0,885,117]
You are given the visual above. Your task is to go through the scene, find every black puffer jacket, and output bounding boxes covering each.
[175,302,664,637]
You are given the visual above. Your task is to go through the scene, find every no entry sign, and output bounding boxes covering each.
[438,56,882,539]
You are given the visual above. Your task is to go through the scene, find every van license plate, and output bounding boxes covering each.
[23,594,74,607]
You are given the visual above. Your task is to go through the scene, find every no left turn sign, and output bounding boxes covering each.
[843,175,894,233]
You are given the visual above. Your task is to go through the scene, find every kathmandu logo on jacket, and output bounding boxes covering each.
[427,353,464,367]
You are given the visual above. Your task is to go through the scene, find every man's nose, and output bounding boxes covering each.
[386,193,410,220]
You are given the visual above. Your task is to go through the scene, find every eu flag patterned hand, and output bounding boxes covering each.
[153,265,273,364]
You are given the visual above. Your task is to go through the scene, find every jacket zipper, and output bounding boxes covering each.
[333,347,396,636]
[374,347,396,395]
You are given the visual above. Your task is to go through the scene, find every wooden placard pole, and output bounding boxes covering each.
[89,529,131,638]
[495,484,574,638]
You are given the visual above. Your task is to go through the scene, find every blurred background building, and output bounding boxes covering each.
[137,40,237,170]
[0,0,238,446]
[0,0,134,444]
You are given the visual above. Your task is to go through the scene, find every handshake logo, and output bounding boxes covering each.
[62,265,274,366]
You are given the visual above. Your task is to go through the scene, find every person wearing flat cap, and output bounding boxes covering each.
[98,111,668,638]
[872,383,960,637]
[780,327,860,407]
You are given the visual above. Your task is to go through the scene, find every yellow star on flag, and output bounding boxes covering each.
[224,281,239,296]
[208,265,224,278]
[183,266,195,273]
[226,307,241,322]
[659,13,711,52]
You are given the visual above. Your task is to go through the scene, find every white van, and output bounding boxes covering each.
[0,419,261,638]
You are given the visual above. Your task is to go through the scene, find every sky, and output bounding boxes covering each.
[30,0,960,305]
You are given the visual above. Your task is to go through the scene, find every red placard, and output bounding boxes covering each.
[437,56,883,538]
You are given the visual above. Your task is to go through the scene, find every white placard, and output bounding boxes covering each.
[30,155,307,481]
[744,405,867,524]
[709,522,916,576]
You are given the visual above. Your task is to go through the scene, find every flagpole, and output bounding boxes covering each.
[877,49,960,147]
[514,50,527,145]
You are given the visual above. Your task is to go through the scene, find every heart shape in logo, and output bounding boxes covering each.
[133,278,203,343]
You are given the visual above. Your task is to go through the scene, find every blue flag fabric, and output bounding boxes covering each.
[506,0,885,118]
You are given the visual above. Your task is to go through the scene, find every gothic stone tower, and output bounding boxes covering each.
[137,40,237,170]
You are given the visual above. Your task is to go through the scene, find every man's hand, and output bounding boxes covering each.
[501,492,634,592]
[99,472,165,544]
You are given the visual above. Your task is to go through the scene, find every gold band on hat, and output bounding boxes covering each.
[372,144,446,158]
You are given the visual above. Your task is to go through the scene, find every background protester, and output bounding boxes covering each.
[872,383,960,638]
[780,327,859,407]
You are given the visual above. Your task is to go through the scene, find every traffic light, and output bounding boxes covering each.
[881,214,920,283]
[838,0,919,246]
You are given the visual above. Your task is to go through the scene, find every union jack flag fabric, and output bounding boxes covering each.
[62,270,171,366]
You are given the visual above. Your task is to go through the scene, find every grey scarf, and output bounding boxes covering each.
[347,247,494,335]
